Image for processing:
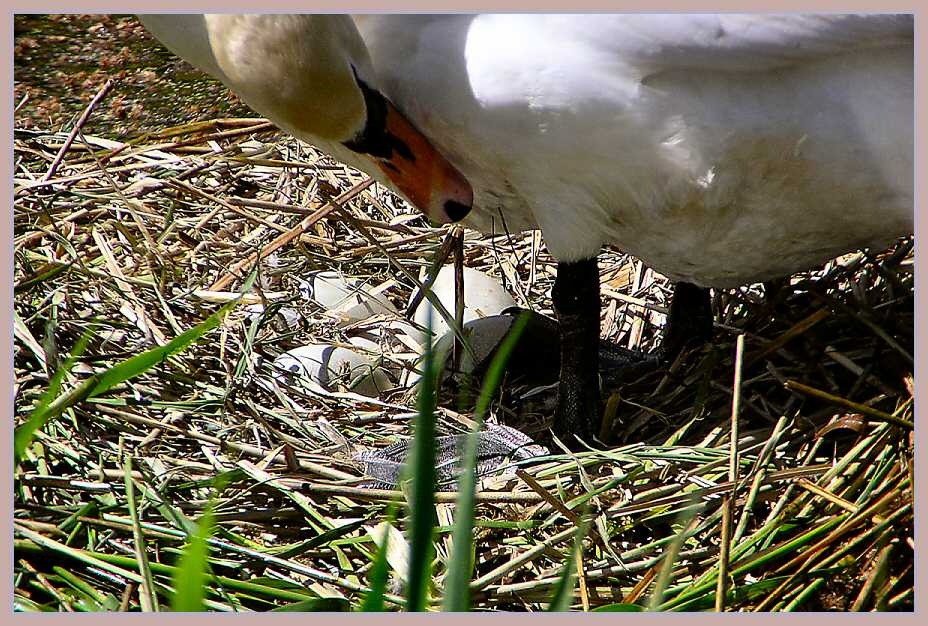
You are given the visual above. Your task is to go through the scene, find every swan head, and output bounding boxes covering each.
[139,14,472,223]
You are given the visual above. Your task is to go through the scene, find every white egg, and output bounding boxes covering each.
[272,343,391,398]
[411,266,516,342]
[433,315,517,380]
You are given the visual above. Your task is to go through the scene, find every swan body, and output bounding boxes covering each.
[353,14,913,286]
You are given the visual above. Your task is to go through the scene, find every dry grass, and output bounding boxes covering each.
[12,116,914,611]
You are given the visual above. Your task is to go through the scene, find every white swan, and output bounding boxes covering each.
[140,14,913,445]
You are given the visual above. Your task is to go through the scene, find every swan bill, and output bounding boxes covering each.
[344,85,473,224]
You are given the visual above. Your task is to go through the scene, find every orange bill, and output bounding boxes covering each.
[374,101,473,224]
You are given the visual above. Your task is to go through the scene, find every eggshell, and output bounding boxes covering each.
[300,271,398,324]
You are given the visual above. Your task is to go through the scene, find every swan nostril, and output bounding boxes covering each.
[443,199,471,222]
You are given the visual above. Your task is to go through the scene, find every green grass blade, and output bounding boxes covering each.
[14,327,94,464]
[592,603,646,612]
[547,510,591,612]
[51,566,119,610]
[88,303,230,399]
[124,456,159,611]
[359,505,399,612]
[271,598,350,611]
[14,539,320,606]
[169,511,214,611]
[89,267,256,399]
[15,525,146,586]
[405,312,439,612]
[648,512,698,611]
[169,477,229,612]
[14,261,70,293]
[16,268,255,466]
[443,313,530,612]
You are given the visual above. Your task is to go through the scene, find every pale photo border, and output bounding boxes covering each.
[3,2,923,622]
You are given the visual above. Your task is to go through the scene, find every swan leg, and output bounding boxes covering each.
[552,258,604,447]
[656,282,713,364]
[552,265,712,448]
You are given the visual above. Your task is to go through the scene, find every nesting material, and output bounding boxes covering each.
[13,109,913,611]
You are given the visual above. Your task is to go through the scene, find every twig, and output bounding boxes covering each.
[716,334,745,611]
[43,79,113,181]
[784,380,913,429]
[207,178,374,291]
[746,307,830,365]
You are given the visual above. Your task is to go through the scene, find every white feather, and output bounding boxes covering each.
[356,14,912,285]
